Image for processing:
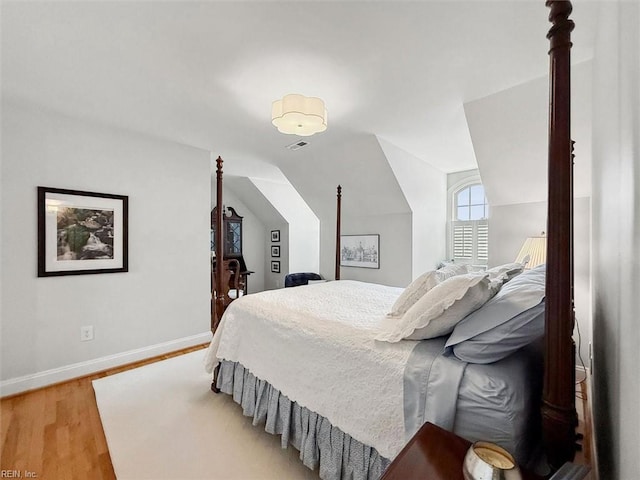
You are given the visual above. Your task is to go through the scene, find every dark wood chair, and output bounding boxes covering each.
[224,259,244,300]
[211,258,243,320]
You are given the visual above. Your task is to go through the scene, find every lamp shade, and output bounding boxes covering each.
[515,234,547,269]
[271,94,327,136]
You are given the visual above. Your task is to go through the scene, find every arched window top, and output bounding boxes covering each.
[454,183,489,221]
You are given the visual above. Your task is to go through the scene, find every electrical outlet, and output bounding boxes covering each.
[80,325,94,342]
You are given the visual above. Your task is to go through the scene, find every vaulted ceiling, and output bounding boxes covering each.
[2,1,599,215]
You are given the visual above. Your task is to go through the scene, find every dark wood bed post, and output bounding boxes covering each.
[543,0,577,471]
[213,156,225,332]
[335,185,342,280]
[211,156,225,393]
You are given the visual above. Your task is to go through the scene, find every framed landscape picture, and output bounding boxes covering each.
[37,186,128,277]
[340,234,380,269]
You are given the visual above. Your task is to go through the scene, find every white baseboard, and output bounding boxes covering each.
[0,332,212,397]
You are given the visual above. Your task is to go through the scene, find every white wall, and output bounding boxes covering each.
[489,198,592,367]
[0,99,211,394]
[590,2,640,478]
[380,137,447,279]
[280,134,413,286]
[447,169,479,191]
[337,212,412,288]
[251,178,320,284]
[320,208,413,287]
[465,62,592,206]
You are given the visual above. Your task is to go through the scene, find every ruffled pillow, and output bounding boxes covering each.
[387,270,439,317]
[435,263,469,282]
[376,273,496,342]
[486,261,527,282]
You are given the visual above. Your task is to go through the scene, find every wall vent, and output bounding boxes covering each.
[285,140,309,151]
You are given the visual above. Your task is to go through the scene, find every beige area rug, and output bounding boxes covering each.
[92,350,319,480]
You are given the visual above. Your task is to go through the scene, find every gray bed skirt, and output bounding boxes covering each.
[217,360,391,480]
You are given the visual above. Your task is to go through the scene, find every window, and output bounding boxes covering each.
[456,184,489,221]
[451,183,489,266]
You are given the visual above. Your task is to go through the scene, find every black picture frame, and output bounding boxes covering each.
[340,234,380,269]
[37,186,129,277]
[271,229,280,242]
[271,245,280,258]
[271,260,280,273]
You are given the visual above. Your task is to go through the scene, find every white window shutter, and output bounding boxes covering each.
[477,221,489,262]
[452,222,473,259]
[451,220,489,265]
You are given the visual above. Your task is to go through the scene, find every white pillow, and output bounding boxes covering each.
[376,273,495,342]
[307,279,327,284]
[486,262,526,282]
[435,263,469,282]
[387,270,439,317]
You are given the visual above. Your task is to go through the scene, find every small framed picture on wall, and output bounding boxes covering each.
[271,245,280,257]
[271,230,280,242]
[271,260,280,273]
[340,234,380,269]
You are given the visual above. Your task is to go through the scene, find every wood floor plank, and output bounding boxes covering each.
[1,400,20,470]
[0,400,13,447]
[42,422,57,479]
[27,389,46,474]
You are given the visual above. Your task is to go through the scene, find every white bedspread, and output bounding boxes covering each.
[205,280,418,460]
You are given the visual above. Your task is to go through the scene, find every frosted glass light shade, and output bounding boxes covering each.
[271,94,327,136]
[515,234,547,269]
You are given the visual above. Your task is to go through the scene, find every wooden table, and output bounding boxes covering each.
[381,422,543,480]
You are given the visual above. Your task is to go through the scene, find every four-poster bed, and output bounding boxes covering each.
[208,1,577,477]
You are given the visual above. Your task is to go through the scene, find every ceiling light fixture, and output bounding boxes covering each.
[271,94,327,136]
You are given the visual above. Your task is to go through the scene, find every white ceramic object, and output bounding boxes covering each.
[462,441,523,480]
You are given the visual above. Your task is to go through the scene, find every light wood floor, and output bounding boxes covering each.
[0,344,207,480]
